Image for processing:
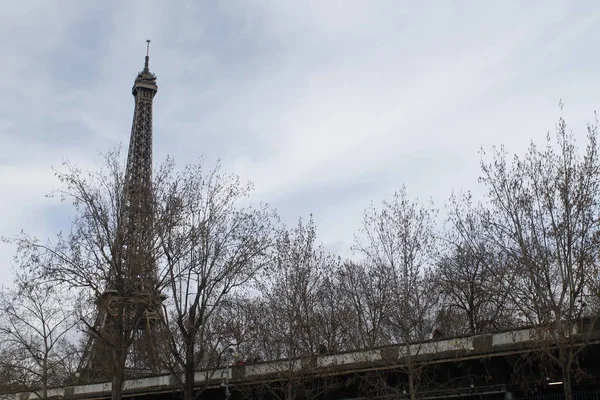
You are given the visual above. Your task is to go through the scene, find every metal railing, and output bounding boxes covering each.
[512,390,600,400]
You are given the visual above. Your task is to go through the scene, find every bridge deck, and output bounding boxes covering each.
[3,325,599,400]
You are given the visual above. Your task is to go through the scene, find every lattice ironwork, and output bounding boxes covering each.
[78,42,167,382]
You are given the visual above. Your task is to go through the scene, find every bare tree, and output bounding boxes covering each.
[260,217,339,358]
[337,260,393,349]
[210,295,266,365]
[158,161,274,400]
[6,150,173,400]
[436,193,515,335]
[253,216,344,400]
[0,342,34,395]
[353,186,440,400]
[312,273,352,354]
[0,274,79,398]
[479,112,600,399]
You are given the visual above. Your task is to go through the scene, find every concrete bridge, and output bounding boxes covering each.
[4,325,600,400]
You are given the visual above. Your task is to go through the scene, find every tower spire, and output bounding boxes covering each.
[144,39,150,72]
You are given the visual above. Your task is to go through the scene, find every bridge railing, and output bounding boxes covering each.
[3,323,599,400]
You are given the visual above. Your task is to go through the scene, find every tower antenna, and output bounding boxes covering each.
[144,40,151,71]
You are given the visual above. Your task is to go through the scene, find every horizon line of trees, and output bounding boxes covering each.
[2,111,600,400]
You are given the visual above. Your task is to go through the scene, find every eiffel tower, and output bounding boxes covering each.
[78,41,166,381]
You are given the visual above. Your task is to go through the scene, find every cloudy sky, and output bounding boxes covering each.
[1,0,599,283]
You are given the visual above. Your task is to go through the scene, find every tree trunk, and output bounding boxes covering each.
[562,367,573,400]
[42,356,48,400]
[405,343,418,400]
[111,372,124,400]
[184,338,196,400]
[111,344,128,400]
[408,371,417,400]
